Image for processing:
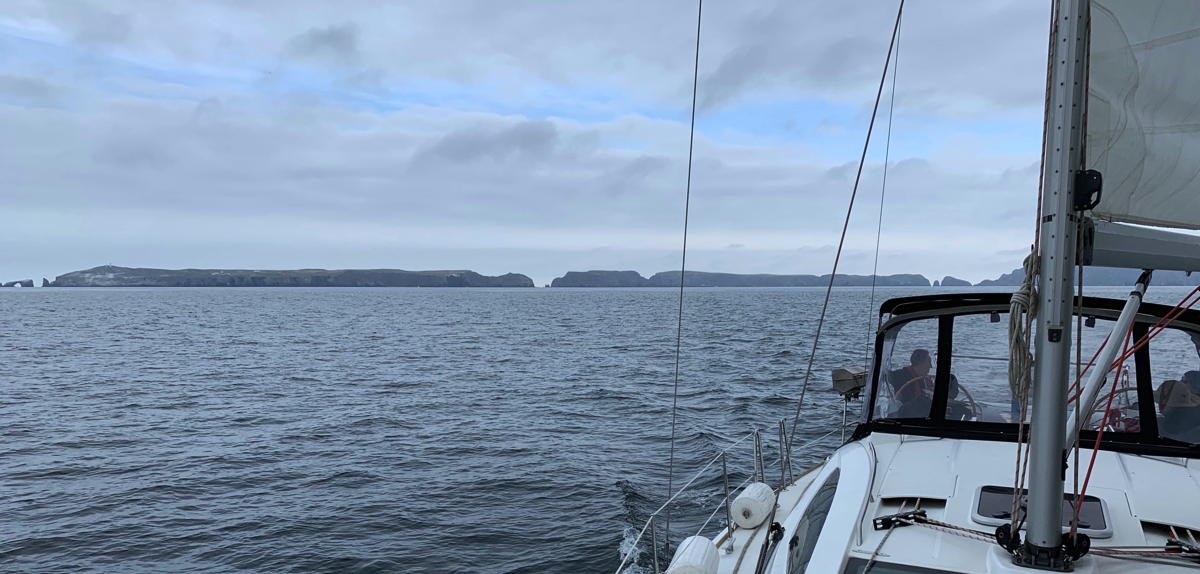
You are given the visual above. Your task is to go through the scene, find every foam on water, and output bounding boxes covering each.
[617,526,648,574]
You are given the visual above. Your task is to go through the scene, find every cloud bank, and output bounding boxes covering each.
[0,1,1049,285]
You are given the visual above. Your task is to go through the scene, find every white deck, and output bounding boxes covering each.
[709,433,1200,573]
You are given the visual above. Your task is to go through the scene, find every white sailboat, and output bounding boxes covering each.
[620,0,1200,572]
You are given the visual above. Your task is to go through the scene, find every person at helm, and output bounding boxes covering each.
[888,349,934,403]
[887,349,934,417]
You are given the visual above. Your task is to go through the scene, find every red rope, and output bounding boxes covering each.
[1067,337,1109,402]
[1107,286,1200,366]
[1067,285,1200,403]
[1070,330,1132,538]
[1068,285,1200,538]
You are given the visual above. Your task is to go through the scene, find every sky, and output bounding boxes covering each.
[0,1,1052,286]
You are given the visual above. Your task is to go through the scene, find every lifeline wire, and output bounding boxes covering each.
[788,0,905,452]
[663,0,703,559]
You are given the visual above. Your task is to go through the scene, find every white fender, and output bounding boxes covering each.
[731,482,775,529]
[665,535,718,574]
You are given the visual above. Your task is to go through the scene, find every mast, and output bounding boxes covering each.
[1020,0,1088,569]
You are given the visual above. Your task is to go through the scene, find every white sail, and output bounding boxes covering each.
[1087,0,1200,230]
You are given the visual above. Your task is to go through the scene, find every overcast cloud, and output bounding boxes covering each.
[0,1,1050,285]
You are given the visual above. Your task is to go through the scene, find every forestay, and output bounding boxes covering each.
[1087,0,1200,230]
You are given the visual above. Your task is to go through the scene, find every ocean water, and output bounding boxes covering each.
[1,285,1187,573]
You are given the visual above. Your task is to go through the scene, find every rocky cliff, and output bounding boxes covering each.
[51,266,534,288]
[551,270,649,287]
[940,276,972,287]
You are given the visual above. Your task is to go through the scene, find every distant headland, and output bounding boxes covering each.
[550,270,933,287]
[5,264,1195,289]
[44,266,534,288]
[546,267,1200,288]
[975,266,1200,287]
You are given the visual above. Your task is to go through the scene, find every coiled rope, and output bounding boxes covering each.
[1007,251,1038,531]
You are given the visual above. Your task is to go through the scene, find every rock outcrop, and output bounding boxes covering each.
[940,276,972,287]
[50,266,534,288]
[1,279,34,287]
[551,270,648,287]
[975,268,1027,287]
[42,278,50,287]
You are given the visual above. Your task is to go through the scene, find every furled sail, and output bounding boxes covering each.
[1087,0,1200,230]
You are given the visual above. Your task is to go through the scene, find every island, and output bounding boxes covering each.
[549,270,931,287]
[31,264,1193,290]
[551,270,649,287]
[49,266,534,287]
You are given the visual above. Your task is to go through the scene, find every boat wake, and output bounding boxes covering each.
[618,526,651,574]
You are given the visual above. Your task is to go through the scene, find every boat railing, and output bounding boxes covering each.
[615,423,838,573]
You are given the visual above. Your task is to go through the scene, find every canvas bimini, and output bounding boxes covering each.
[619,0,1200,572]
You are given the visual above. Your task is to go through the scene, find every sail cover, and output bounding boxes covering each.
[1087,0,1200,229]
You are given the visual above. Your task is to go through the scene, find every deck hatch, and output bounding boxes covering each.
[972,485,1111,538]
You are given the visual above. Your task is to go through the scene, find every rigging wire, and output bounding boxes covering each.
[864,10,903,369]
[1008,0,1059,534]
[1069,0,1096,533]
[663,0,703,560]
[1070,330,1132,538]
[788,0,905,453]
[1071,221,1084,537]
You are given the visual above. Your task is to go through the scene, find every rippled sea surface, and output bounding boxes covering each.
[1,285,1182,573]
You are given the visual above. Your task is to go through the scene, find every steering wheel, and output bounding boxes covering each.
[955,382,982,421]
[1087,385,1140,432]
[893,375,933,402]
[894,374,981,420]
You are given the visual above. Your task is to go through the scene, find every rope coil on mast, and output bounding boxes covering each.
[1008,253,1039,410]
[1007,252,1038,534]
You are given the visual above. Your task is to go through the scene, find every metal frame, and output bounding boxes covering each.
[875,292,1200,333]
[859,293,1200,460]
[1065,272,1150,442]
